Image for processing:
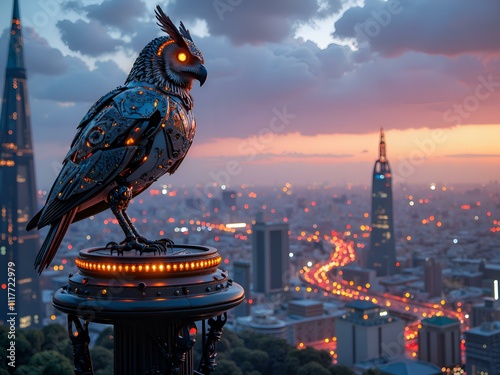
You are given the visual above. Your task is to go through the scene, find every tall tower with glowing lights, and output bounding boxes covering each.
[0,0,43,327]
[367,129,397,276]
[252,214,290,295]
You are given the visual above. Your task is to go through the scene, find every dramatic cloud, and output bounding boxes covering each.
[85,0,147,30]
[166,0,342,45]
[193,35,500,139]
[334,0,500,56]
[58,19,122,56]
[128,20,162,52]
[0,0,499,187]
[0,24,125,102]
[24,28,68,76]
[30,59,126,103]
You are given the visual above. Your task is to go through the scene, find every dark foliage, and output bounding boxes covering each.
[1,323,357,375]
[14,350,73,375]
[94,327,114,351]
[90,345,113,372]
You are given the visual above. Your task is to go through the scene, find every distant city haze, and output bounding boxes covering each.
[0,0,499,189]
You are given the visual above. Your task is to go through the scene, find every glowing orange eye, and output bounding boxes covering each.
[177,52,187,62]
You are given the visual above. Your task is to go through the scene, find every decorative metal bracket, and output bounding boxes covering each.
[198,312,227,374]
[68,314,94,375]
[171,321,197,374]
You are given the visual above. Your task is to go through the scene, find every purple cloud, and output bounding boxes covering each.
[58,19,122,56]
[166,0,342,45]
[334,0,500,56]
[85,0,147,30]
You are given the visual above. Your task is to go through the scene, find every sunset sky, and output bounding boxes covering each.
[1,0,499,189]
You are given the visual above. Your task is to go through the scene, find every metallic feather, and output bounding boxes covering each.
[155,5,189,51]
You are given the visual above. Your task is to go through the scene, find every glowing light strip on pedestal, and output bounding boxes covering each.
[75,256,222,274]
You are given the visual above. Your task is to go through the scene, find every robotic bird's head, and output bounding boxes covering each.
[154,6,207,89]
[125,6,207,96]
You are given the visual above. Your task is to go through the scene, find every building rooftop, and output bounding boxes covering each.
[466,321,500,336]
[355,358,442,375]
[421,316,460,327]
[450,270,483,277]
[451,258,481,264]
[473,297,500,309]
[379,360,442,375]
[289,299,322,307]
[345,300,378,311]
[379,274,420,285]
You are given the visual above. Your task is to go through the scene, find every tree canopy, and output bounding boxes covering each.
[1,323,357,375]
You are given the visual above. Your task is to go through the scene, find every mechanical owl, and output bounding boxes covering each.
[27,6,207,273]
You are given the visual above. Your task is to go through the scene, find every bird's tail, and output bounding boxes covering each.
[35,209,77,274]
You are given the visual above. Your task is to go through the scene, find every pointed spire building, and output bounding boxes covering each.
[0,0,43,327]
[367,129,397,276]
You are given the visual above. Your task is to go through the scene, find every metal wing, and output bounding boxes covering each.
[34,88,168,229]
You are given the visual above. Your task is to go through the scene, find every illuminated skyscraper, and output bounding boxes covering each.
[252,214,289,295]
[367,129,397,276]
[0,0,43,327]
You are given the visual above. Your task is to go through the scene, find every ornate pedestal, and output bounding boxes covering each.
[53,245,244,375]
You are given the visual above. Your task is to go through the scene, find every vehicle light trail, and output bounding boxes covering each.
[298,231,468,359]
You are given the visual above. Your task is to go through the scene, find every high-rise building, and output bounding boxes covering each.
[367,129,397,276]
[418,316,461,368]
[472,297,500,327]
[233,260,251,317]
[0,0,43,328]
[465,321,500,375]
[222,189,236,209]
[424,258,443,298]
[252,215,289,295]
[336,301,405,367]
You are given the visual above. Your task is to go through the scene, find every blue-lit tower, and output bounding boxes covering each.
[367,129,397,276]
[0,0,43,327]
[252,215,289,295]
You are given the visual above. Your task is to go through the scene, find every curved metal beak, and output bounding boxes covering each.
[197,65,207,87]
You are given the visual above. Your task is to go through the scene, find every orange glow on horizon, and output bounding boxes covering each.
[185,124,500,184]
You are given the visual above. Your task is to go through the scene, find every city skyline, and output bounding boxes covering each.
[1,3,499,372]
[0,0,43,328]
[0,1,499,189]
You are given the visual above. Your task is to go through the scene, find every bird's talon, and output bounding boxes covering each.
[139,244,161,256]
[158,238,174,252]
[136,236,173,254]
[106,241,124,256]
